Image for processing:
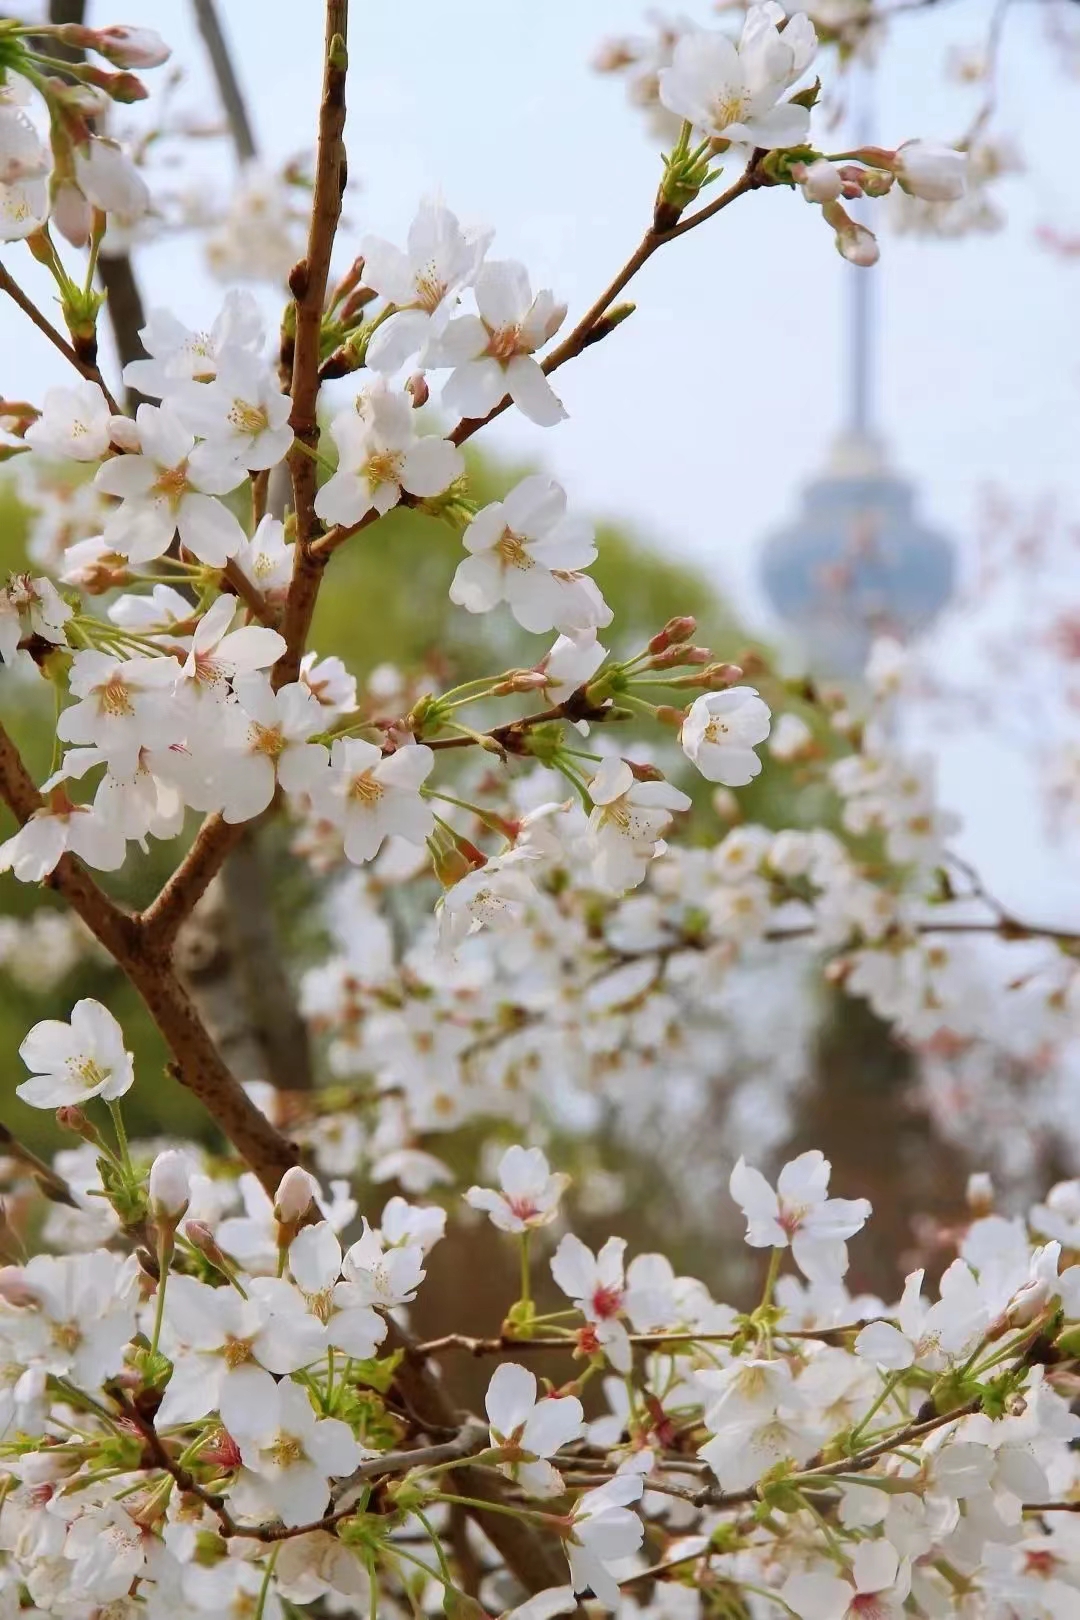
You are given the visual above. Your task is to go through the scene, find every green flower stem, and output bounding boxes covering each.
[106,1100,132,1177]
[848,1368,907,1449]
[520,1230,532,1309]
[148,1231,173,1359]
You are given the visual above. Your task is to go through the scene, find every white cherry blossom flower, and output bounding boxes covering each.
[55,650,183,776]
[5,1250,138,1390]
[0,571,71,665]
[0,173,47,240]
[315,383,463,525]
[658,6,817,150]
[300,651,357,717]
[466,1144,570,1233]
[542,631,607,703]
[438,260,568,427]
[551,1233,633,1371]
[287,1222,386,1359]
[485,1361,584,1497]
[215,674,329,823]
[681,687,772,785]
[123,290,265,398]
[73,137,150,220]
[784,1541,909,1620]
[587,758,691,893]
[317,738,434,864]
[730,1151,871,1282]
[234,514,294,599]
[855,1262,986,1370]
[0,793,126,880]
[436,849,542,953]
[155,1272,326,1428]
[17,998,133,1109]
[362,199,492,373]
[564,1474,645,1609]
[893,141,966,202]
[226,1372,363,1527]
[0,103,48,186]
[449,476,610,636]
[341,1221,426,1309]
[25,384,113,462]
[94,404,247,564]
[180,592,285,693]
[172,351,294,470]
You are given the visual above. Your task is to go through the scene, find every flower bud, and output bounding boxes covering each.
[183,1220,231,1273]
[893,141,966,203]
[823,200,879,267]
[108,414,141,453]
[648,615,697,654]
[857,167,895,199]
[273,1166,318,1224]
[795,158,843,203]
[655,704,687,729]
[51,181,93,248]
[87,26,172,68]
[965,1172,994,1216]
[405,371,429,408]
[148,1150,190,1219]
[626,760,665,782]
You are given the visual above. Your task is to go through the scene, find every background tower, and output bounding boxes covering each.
[760,97,956,677]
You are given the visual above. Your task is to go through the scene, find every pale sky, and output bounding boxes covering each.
[4,0,1079,916]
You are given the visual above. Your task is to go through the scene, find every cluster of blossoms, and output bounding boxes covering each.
[2,6,1072,1618]
[6,1030,1080,1620]
[596,1,983,263]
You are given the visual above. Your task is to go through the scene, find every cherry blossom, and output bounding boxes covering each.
[94,403,248,564]
[564,1474,645,1608]
[16,998,133,1109]
[317,738,434,864]
[658,6,817,149]
[485,1361,584,1497]
[466,1144,570,1233]
[437,260,568,427]
[361,198,492,373]
[586,758,691,892]
[315,383,463,525]
[551,1233,633,1370]
[25,384,113,462]
[226,1372,363,1526]
[681,686,772,785]
[213,674,329,823]
[730,1151,871,1282]
[449,475,610,635]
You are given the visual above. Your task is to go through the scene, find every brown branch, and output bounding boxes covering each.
[0,721,300,1193]
[0,264,120,414]
[277,1,349,688]
[192,0,258,162]
[410,1321,875,1360]
[139,814,247,948]
[221,559,278,627]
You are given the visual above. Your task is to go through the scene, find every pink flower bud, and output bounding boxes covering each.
[51,180,93,248]
[148,1150,190,1218]
[89,26,172,68]
[273,1165,318,1223]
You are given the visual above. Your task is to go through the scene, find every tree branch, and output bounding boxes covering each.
[0,264,120,414]
[277,1,349,688]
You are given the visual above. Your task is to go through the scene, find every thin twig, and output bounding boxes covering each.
[0,263,120,413]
